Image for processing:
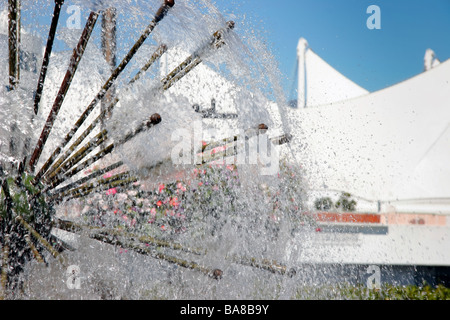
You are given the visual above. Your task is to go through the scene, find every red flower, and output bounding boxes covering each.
[170,197,180,207]
[105,188,117,195]
[158,184,165,193]
[156,200,163,207]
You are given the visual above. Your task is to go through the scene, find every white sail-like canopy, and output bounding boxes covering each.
[297,38,369,108]
[288,47,450,205]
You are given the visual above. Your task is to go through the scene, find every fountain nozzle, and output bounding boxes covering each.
[165,0,175,7]
[258,123,269,134]
[211,269,223,280]
[155,0,176,23]
[149,113,162,126]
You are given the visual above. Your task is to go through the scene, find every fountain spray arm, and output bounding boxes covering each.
[43,19,232,188]
[42,45,168,184]
[41,20,233,192]
[31,1,176,182]
[161,21,235,91]
[7,0,21,91]
[33,0,65,115]
[155,0,175,23]
[28,11,99,173]
[45,114,163,190]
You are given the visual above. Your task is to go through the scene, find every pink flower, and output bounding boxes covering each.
[176,214,186,220]
[106,188,117,195]
[103,172,113,179]
[158,184,165,193]
[177,182,186,192]
[170,197,180,207]
[150,208,157,216]
[198,182,203,187]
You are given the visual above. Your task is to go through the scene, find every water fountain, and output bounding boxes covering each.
[0,0,312,300]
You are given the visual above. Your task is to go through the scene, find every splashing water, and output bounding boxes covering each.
[0,0,321,300]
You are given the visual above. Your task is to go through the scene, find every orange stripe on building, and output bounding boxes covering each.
[315,212,381,224]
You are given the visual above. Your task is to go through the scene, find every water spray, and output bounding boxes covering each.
[0,0,299,299]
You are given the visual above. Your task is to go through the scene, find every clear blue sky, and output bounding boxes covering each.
[17,0,450,100]
[213,0,450,98]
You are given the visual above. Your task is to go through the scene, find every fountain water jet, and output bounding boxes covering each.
[0,0,307,300]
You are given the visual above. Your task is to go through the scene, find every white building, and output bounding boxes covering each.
[289,37,450,214]
[283,38,450,269]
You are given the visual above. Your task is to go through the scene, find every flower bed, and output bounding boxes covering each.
[78,160,313,242]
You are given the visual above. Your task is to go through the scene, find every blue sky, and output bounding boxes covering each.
[214,0,450,98]
[16,0,450,100]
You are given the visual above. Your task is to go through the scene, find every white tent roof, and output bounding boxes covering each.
[297,38,369,108]
[287,56,450,202]
[303,49,369,107]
